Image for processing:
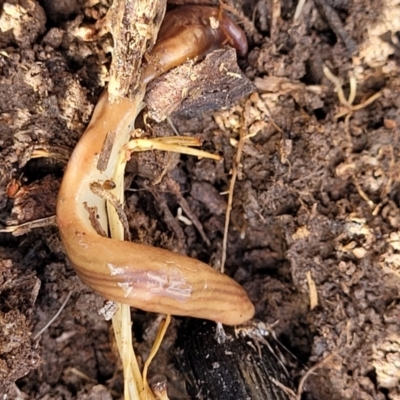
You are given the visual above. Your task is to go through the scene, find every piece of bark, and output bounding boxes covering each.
[105,0,166,98]
[145,47,255,122]
[177,319,292,400]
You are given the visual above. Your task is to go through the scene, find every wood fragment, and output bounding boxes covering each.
[97,130,116,172]
[105,0,166,99]
[178,319,293,400]
[83,202,108,237]
[145,48,254,122]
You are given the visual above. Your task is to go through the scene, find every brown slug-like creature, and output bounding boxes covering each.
[57,6,254,326]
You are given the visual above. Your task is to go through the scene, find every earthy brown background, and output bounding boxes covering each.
[0,0,399,398]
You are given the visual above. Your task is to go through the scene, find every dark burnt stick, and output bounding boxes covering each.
[177,319,293,400]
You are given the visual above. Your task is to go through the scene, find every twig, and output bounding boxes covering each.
[313,0,357,54]
[0,216,57,236]
[125,137,221,160]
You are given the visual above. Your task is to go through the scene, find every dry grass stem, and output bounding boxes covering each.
[294,0,307,21]
[221,129,244,273]
[322,65,382,119]
[221,113,261,273]
[125,137,221,161]
[142,315,171,399]
[269,352,335,400]
[0,216,57,235]
[29,144,71,163]
[33,291,73,340]
[270,377,297,399]
[352,176,375,208]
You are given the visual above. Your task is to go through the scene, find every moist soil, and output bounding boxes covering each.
[1,0,400,399]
